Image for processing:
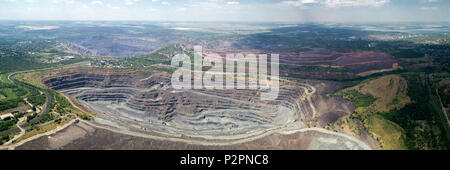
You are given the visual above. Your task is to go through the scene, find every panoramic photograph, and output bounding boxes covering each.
[0,0,449,166]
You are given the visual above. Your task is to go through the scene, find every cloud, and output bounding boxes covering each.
[124,0,140,5]
[227,1,240,5]
[325,0,390,7]
[51,0,74,4]
[104,3,119,9]
[91,1,102,5]
[282,0,390,8]
[420,6,438,10]
[283,0,319,7]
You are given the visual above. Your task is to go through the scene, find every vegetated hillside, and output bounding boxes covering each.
[0,39,85,145]
[116,44,182,72]
[0,73,44,145]
[336,75,411,149]
[6,71,91,145]
[337,74,450,150]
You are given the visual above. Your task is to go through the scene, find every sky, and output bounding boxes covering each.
[0,0,449,22]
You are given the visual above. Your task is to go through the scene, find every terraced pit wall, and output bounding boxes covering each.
[42,70,316,142]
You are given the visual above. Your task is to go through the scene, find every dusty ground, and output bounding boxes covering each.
[17,121,368,150]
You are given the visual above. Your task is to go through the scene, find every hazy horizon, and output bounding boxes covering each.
[0,0,449,23]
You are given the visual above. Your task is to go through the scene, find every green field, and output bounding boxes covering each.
[0,74,27,111]
[338,90,376,108]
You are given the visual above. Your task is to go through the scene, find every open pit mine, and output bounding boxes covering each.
[39,70,371,150]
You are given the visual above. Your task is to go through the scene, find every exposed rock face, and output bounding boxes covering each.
[43,70,315,140]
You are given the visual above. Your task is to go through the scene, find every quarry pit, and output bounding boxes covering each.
[40,70,371,149]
